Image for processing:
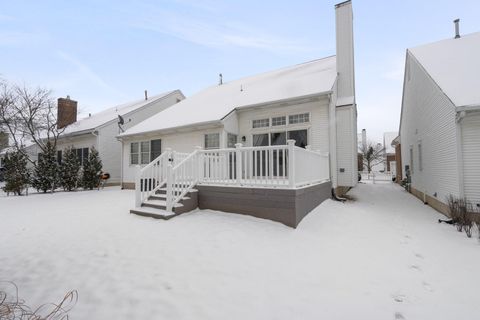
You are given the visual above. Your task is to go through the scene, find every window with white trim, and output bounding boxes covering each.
[140,141,150,164]
[271,116,286,126]
[227,133,237,148]
[130,142,139,165]
[205,133,220,149]
[130,140,162,165]
[252,118,269,128]
[289,113,309,124]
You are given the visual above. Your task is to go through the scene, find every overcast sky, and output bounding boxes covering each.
[1,0,479,141]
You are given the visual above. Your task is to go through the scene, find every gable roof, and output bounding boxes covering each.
[61,90,180,137]
[409,32,480,107]
[119,56,337,137]
[383,131,397,154]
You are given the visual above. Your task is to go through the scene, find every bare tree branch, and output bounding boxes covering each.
[359,140,385,173]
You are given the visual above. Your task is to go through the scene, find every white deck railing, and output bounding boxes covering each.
[135,140,330,211]
[135,149,189,207]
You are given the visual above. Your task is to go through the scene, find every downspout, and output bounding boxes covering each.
[455,111,466,198]
[119,137,124,189]
[328,89,346,202]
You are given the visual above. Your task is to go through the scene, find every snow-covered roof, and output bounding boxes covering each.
[383,132,397,154]
[409,32,480,107]
[120,57,337,137]
[61,90,179,137]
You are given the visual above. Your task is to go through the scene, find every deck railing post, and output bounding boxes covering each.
[287,140,296,188]
[135,166,141,207]
[235,143,243,185]
[166,163,173,212]
[195,146,202,183]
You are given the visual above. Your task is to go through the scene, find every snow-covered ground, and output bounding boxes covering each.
[1,182,479,320]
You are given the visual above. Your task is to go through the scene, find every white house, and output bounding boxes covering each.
[399,26,480,214]
[44,90,184,185]
[117,1,358,227]
[383,131,397,174]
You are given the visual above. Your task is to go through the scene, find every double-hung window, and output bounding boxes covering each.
[204,133,220,149]
[130,139,162,165]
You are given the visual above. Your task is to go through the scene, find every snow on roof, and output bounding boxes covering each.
[383,131,397,154]
[61,90,178,136]
[120,57,337,137]
[409,32,480,107]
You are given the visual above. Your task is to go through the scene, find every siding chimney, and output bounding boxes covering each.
[335,0,355,100]
[454,18,461,39]
[144,90,148,100]
[57,96,77,129]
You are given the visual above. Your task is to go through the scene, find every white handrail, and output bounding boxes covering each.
[135,150,170,207]
[166,149,200,211]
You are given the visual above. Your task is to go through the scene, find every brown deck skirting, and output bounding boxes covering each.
[196,181,331,228]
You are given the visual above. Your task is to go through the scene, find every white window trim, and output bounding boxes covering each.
[251,128,310,147]
[251,112,311,131]
[129,139,161,166]
[204,132,221,150]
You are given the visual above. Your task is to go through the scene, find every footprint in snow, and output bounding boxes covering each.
[410,264,422,271]
[394,312,406,319]
[392,294,406,303]
[415,253,424,259]
[422,281,433,292]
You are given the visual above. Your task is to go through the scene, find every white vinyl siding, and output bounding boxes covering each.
[461,113,480,205]
[336,106,356,187]
[400,52,460,202]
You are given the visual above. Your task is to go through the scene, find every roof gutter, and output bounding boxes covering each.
[456,104,480,113]
[116,120,222,140]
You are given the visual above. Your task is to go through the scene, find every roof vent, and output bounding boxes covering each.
[144,90,148,100]
[219,73,223,85]
[454,18,461,39]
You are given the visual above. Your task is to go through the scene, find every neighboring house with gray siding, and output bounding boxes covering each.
[399,29,480,214]
[117,1,358,227]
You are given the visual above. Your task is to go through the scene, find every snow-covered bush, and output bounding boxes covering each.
[81,147,102,190]
[1,151,30,195]
[32,141,58,193]
[59,147,80,191]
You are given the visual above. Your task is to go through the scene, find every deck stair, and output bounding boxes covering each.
[130,186,198,219]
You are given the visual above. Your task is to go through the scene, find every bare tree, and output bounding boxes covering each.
[359,140,385,173]
[0,79,65,163]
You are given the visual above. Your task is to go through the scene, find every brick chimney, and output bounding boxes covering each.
[0,131,8,151]
[57,95,77,129]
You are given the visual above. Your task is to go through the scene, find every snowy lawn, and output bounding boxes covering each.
[1,182,479,319]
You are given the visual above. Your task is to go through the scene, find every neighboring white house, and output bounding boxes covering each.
[383,131,397,174]
[399,28,480,214]
[30,90,185,185]
[116,1,358,228]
